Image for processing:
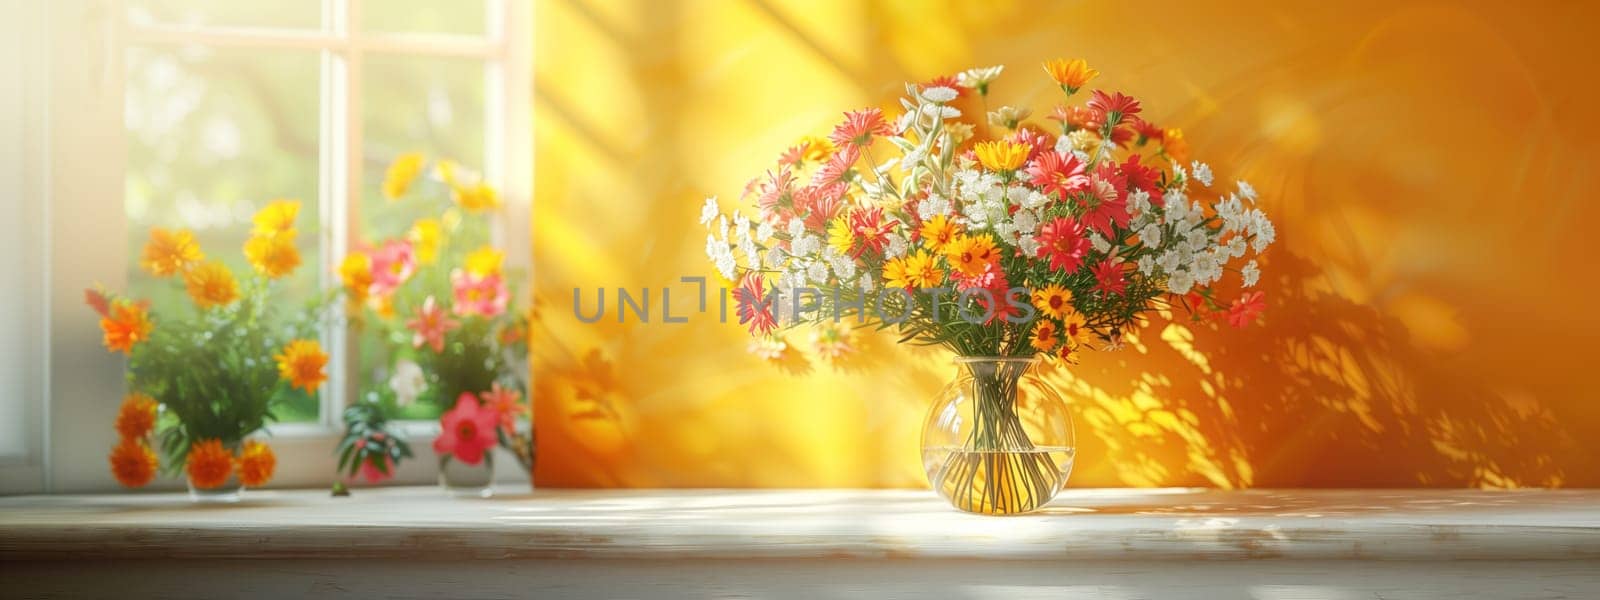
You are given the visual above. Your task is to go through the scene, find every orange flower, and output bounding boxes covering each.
[140,228,204,277]
[942,234,1001,278]
[236,440,276,487]
[183,260,240,309]
[919,214,962,253]
[243,232,301,279]
[115,392,159,439]
[1042,58,1098,94]
[1030,319,1059,352]
[973,140,1029,172]
[1031,285,1074,320]
[275,339,328,392]
[109,438,159,488]
[185,439,233,489]
[1163,127,1189,163]
[100,300,153,354]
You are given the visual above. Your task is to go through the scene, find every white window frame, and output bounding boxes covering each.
[32,0,532,493]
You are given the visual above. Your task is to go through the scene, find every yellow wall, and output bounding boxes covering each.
[532,0,1600,488]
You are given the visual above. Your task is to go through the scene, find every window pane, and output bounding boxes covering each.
[127,0,323,30]
[360,0,487,36]
[125,45,323,423]
[357,55,487,420]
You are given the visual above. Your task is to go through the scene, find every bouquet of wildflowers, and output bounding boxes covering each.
[335,155,531,484]
[90,201,328,493]
[700,59,1274,506]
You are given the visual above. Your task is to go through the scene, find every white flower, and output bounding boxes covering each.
[1241,260,1260,287]
[987,106,1031,129]
[706,234,736,280]
[765,248,788,269]
[1156,249,1182,274]
[1167,269,1195,295]
[1184,227,1209,253]
[1250,209,1276,252]
[921,86,959,103]
[756,221,775,242]
[1006,185,1030,207]
[717,215,729,241]
[388,360,426,407]
[1138,223,1163,248]
[807,260,830,285]
[1137,255,1156,276]
[1022,189,1049,211]
[786,218,805,240]
[1191,161,1214,187]
[1089,232,1111,253]
[886,233,909,258]
[1011,209,1038,237]
[918,194,953,219]
[792,233,821,258]
[1162,190,1188,222]
[1237,180,1258,203]
[1067,129,1097,152]
[1127,188,1151,219]
[956,65,1003,92]
[1191,251,1221,284]
[1054,134,1073,155]
[698,196,719,226]
[1017,233,1040,257]
[1226,236,1247,259]
[858,273,875,293]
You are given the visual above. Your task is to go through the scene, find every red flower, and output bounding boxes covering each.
[796,184,846,232]
[1024,151,1089,200]
[1049,105,1098,130]
[1035,216,1091,273]
[1086,90,1142,126]
[1119,154,1163,199]
[829,108,893,147]
[848,206,897,258]
[481,383,526,437]
[1080,163,1131,237]
[1092,258,1127,296]
[922,74,966,95]
[809,144,859,188]
[433,393,500,466]
[735,271,778,336]
[1228,291,1267,328]
[953,263,1016,325]
[1131,117,1164,144]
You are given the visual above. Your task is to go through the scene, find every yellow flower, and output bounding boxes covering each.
[114,393,159,440]
[183,260,240,309]
[109,438,158,488]
[827,214,854,256]
[140,228,204,277]
[275,339,328,392]
[902,249,945,289]
[243,233,301,279]
[800,135,835,163]
[882,255,915,290]
[434,159,463,186]
[185,439,233,490]
[408,218,443,265]
[251,199,300,237]
[464,245,504,277]
[1030,319,1059,352]
[1031,284,1074,320]
[942,234,1000,278]
[973,140,1029,172]
[452,182,500,212]
[236,440,276,487]
[1043,58,1098,94]
[919,214,962,253]
[383,152,427,201]
[339,253,373,302]
[1060,309,1092,348]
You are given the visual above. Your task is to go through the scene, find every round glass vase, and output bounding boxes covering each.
[438,453,495,498]
[921,357,1076,515]
[187,441,245,503]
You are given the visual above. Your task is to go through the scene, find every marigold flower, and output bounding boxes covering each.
[1031,285,1074,320]
[383,152,427,201]
[275,339,329,392]
[452,181,500,212]
[183,260,240,309]
[943,234,1001,278]
[251,199,300,237]
[339,252,374,302]
[464,245,504,277]
[109,438,159,488]
[140,228,204,277]
[185,439,234,490]
[236,440,276,487]
[408,218,443,265]
[973,140,1029,172]
[1043,58,1097,94]
[903,249,945,289]
[115,392,159,439]
[828,108,893,148]
[919,214,962,253]
[100,300,154,354]
[243,232,301,279]
[1030,319,1059,352]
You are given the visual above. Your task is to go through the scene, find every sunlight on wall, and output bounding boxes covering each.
[531,0,1600,488]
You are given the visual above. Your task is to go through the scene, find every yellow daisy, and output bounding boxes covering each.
[827,214,855,256]
[251,199,300,237]
[919,214,962,253]
[408,218,443,265]
[243,233,301,279]
[464,245,504,277]
[973,140,1029,172]
[1031,284,1074,319]
[942,234,1000,278]
[274,339,328,392]
[183,260,240,309]
[140,228,204,277]
[1043,58,1098,94]
[452,182,500,212]
[383,152,426,201]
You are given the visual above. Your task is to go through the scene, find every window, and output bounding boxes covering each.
[30,0,530,491]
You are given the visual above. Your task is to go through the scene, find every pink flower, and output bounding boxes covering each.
[1086,90,1141,126]
[358,455,396,483]
[368,240,416,297]
[1092,258,1127,296]
[450,269,508,318]
[1024,151,1088,200]
[481,383,525,436]
[828,108,892,147]
[848,206,897,258]
[734,271,777,336]
[1034,216,1091,273]
[405,295,460,353]
[1080,163,1131,237]
[433,393,499,466]
[1228,291,1267,328]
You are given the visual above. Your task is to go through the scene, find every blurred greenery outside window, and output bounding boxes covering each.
[124,0,517,426]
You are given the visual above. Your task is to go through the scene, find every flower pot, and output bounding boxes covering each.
[921,357,1075,515]
[438,454,494,498]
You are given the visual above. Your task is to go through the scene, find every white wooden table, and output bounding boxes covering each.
[3,487,1598,598]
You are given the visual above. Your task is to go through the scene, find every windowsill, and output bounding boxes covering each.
[3,487,1597,562]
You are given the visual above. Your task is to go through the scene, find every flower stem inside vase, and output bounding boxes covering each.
[932,359,1066,515]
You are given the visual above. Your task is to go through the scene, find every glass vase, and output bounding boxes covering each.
[921,357,1076,515]
[438,453,495,498]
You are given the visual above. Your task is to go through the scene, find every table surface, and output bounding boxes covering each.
[3,487,1598,561]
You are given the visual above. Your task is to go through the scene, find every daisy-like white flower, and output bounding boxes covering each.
[1237,180,1258,202]
[1138,223,1163,248]
[1167,269,1195,295]
[1241,260,1261,287]
[987,106,1032,130]
[957,65,1004,95]
[921,86,959,103]
[699,196,719,226]
[1191,161,1214,187]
